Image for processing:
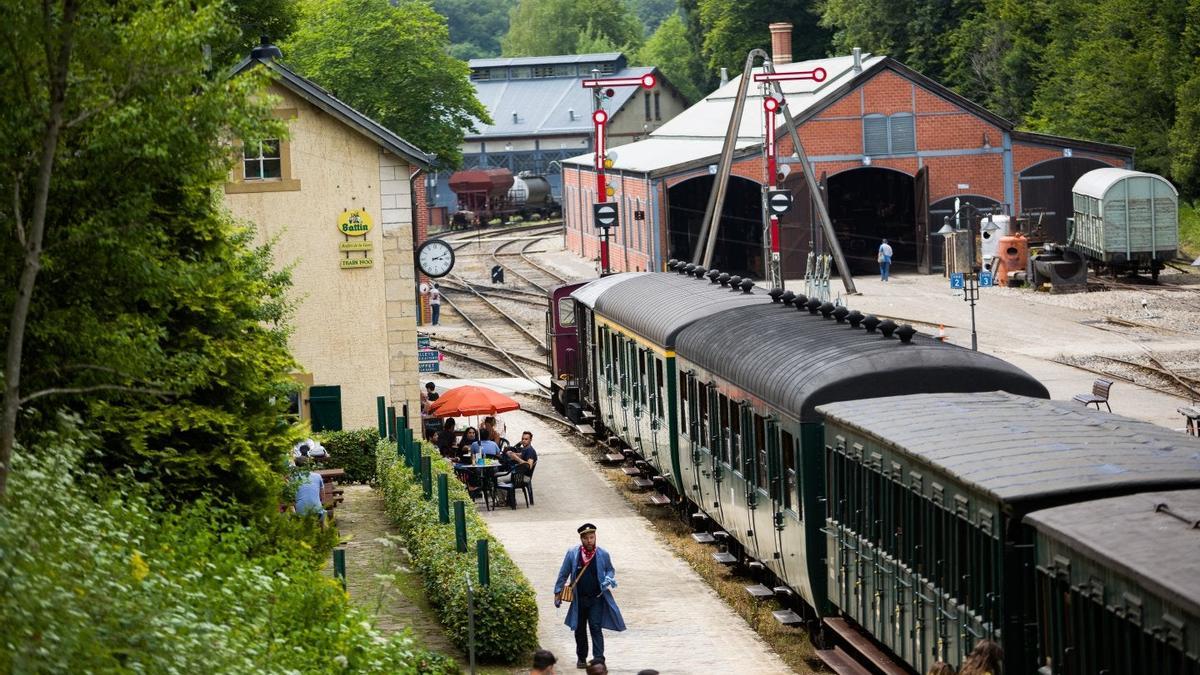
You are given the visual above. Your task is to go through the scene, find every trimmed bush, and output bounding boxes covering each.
[318,427,380,483]
[0,437,456,674]
[376,439,539,663]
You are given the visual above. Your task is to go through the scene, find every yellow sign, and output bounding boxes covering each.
[340,257,374,269]
[339,240,373,252]
[337,209,373,237]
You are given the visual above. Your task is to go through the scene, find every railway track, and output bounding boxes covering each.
[491,229,571,294]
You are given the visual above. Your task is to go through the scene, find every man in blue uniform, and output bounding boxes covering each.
[554,523,625,669]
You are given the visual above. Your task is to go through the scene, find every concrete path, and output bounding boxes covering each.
[478,410,796,675]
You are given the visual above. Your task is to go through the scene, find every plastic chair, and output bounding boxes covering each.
[497,464,534,509]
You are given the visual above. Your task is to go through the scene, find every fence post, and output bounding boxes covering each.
[386,406,397,440]
[476,539,490,586]
[376,396,387,439]
[465,573,477,675]
[421,456,432,500]
[454,501,468,553]
[333,548,346,590]
[438,473,450,523]
[406,428,417,469]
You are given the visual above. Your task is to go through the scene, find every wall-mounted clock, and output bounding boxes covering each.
[416,238,455,278]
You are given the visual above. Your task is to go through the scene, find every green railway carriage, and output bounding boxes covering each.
[817,393,1200,674]
[670,291,1048,614]
[1026,490,1200,675]
[576,270,760,493]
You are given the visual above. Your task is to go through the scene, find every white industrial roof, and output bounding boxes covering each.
[570,272,648,309]
[564,53,886,174]
[1072,167,1178,199]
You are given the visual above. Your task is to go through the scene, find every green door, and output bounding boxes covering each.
[309,385,343,432]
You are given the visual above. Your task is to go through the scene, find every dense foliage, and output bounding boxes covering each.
[433,0,518,60]
[0,0,300,508]
[377,440,539,663]
[318,427,382,483]
[284,0,491,168]
[501,0,645,57]
[635,13,707,104]
[0,433,455,673]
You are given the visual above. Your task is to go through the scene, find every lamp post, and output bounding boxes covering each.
[935,205,1000,351]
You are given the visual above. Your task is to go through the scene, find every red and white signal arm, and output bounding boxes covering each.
[582,73,658,89]
[592,110,608,125]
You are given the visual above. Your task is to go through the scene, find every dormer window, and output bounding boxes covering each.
[244,140,282,180]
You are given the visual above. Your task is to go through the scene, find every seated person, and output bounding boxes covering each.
[497,431,537,489]
[457,426,479,459]
[292,456,326,525]
[293,437,327,459]
[425,381,440,403]
[472,436,500,459]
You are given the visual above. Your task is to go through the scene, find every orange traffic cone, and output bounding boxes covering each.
[937,324,947,342]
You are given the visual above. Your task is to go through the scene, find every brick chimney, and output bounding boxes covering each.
[769,22,793,65]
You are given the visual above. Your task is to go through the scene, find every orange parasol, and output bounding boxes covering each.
[427,385,521,417]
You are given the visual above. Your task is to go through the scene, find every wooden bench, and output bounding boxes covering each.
[1179,405,1200,436]
[1073,378,1113,412]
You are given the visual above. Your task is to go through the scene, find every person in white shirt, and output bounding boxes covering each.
[428,283,441,325]
[293,437,327,459]
[878,238,894,282]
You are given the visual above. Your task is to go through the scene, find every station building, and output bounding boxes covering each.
[562,28,1134,278]
[427,52,689,215]
[224,44,433,431]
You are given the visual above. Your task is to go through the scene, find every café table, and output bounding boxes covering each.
[454,459,504,511]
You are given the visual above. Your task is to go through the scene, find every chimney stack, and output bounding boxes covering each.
[719,67,729,86]
[852,47,862,73]
[769,22,793,65]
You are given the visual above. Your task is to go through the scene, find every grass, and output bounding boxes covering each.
[579,441,826,674]
[1180,200,1200,259]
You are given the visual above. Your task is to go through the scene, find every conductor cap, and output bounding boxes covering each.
[577,523,597,535]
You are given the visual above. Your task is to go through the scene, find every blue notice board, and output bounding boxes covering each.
[950,273,965,289]
[979,271,994,287]
[419,361,439,373]
[418,349,439,363]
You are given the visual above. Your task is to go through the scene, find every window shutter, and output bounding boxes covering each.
[863,115,888,156]
[889,114,916,153]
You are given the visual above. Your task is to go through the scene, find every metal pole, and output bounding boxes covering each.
[386,406,396,440]
[465,573,477,675]
[454,500,468,553]
[762,95,782,288]
[376,396,387,439]
[333,548,346,590]
[438,473,449,523]
[696,49,766,268]
[476,539,490,586]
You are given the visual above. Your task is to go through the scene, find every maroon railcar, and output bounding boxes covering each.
[546,281,587,416]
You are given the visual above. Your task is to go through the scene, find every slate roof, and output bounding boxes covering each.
[470,53,624,68]
[590,271,762,347]
[675,304,1047,421]
[1024,489,1200,620]
[233,53,432,169]
[468,65,659,140]
[818,392,1200,507]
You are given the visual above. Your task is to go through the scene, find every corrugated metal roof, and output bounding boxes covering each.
[564,54,884,172]
[468,66,655,139]
[469,53,624,68]
[1025,489,1200,620]
[676,306,1047,421]
[818,392,1200,505]
[570,272,648,309]
[592,272,762,346]
[232,55,433,169]
[1072,167,1178,199]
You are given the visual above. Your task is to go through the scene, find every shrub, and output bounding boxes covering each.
[318,427,381,483]
[376,440,539,663]
[0,435,456,674]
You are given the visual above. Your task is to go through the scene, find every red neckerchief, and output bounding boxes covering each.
[580,546,596,566]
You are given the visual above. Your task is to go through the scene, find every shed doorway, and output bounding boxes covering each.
[826,168,916,273]
[667,174,764,279]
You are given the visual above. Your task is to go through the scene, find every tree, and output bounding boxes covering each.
[501,0,644,56]
[216,0,301,66]
[433,0,518,60]
[0,0,299,504]
[697,0,831,74]
[628,0,677,33]
[636,13,707,103]
[284,0,490,169]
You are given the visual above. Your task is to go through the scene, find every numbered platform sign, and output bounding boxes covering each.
[950,273,965,289]
[979,271,994,287]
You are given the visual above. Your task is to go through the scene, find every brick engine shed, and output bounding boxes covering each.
[562,42,1133,278]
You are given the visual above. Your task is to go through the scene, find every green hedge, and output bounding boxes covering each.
[376,439,539,663]
[317,428,380,483]
[0,437,456,674]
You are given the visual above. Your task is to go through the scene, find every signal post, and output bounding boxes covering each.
[582,72,657,275]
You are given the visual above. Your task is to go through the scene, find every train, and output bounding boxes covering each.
[1069,168,1180,280]
[546,262,1200,674]
[448,168,560,229]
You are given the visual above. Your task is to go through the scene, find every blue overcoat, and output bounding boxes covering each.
[554,545,626,632]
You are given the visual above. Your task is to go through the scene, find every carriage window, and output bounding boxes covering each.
[698,384,709,446]
[718,393,730,464]
[655,359,665,418]
[756,416,768,488]
[638,349,648,406]
[730,402,743,469]
[679,371,689,434]
[557,298,575,326]
[781,429,797,513]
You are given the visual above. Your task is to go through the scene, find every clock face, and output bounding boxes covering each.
[417,239,455,278]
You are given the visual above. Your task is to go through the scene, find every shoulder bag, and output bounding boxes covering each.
[558,558,592,603]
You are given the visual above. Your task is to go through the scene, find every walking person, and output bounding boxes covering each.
[554,523,625,669]
[427,282,441,326]
[878,238,894,282]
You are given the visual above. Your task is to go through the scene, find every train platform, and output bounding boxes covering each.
[477,408,797,675]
